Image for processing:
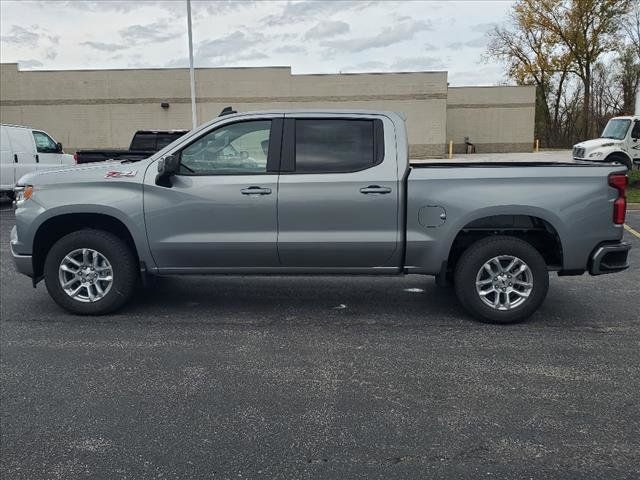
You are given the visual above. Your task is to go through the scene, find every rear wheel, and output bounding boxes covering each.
[454,236,549,324]
[44,230,137,315]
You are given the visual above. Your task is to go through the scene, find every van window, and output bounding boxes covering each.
[32,131,58,153]
[294,119,377,173]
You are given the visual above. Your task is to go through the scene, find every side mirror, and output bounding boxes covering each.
[56,142,63,153]
[155,154,180,187]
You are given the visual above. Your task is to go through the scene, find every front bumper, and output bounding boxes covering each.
[10,226,33,278]
[589,241,631,275]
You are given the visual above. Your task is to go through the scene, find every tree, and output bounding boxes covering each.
[486,0,571,146]
[527,0,632,138]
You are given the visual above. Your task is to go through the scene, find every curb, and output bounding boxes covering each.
[628,203,640,211]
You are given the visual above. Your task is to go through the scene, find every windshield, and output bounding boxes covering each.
[601,119,631,140]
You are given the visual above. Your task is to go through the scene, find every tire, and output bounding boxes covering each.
[606,153,632,171]
[44,229,137,315]
[454,235,549,324]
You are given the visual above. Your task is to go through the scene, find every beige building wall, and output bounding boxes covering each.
[0,63,448,158]
[446,86,536,154]
[1,63,534,159]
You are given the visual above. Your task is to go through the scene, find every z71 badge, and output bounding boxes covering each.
[105,170,138,178]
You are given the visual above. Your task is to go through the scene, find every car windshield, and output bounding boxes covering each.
[601,119,631,140]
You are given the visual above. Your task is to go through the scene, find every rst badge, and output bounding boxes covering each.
[105,170,138,179]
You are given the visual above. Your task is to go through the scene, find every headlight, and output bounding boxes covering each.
[588,152,604,158]
[13,185,34,207]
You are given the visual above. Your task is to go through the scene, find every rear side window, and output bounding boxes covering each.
[294,119,379,173]
[130,133,156,151]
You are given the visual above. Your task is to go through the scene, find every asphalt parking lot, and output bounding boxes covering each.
[1,199,639,479]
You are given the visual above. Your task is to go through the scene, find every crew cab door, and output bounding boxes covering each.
[277,114,400,269]
[143,116,283,271]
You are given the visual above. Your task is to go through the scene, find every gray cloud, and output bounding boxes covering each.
[1,25,40,47]
[304,20,350,40]
[119,20,177,45]
[274,45,307,54]
[340,61,388,73]
[81,41,128,52]
[470,22,499,33]
[34,1,142,13]
[321,19,433,53]
[44,47,57,60]
[196,31,265,64]
[17,59,43,69]
[233,51,270,62]
[447,36,487,50]
[390,56,445,70]
[262,0,370,26]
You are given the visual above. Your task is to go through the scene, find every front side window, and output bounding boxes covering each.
[631,121,640,139]
[601,119,631,140]
[295,119,375,173]
[179,121,271,175]
[32,131,58,153]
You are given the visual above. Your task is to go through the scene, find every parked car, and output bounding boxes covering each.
[74,129,188,164]
[1,124,74,199]
[11,109,631,323]
[572,116,640,170]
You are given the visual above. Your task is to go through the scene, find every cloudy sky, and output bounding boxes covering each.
[0,0,515,86]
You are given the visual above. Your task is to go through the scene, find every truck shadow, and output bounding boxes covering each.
[124,275,471,328]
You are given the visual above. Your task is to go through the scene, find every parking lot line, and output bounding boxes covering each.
[624,223,640,239]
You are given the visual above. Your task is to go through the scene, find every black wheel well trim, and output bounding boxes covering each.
[444,215,564,274]
[32,213,140,282]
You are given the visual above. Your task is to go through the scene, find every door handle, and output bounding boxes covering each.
[241,186,272,195]
[35,154,39,163]
[360,185,392,194]
[14,154,18,163]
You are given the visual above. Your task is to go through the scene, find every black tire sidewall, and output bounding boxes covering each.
[606,154,632,170]
[454,236,549,324]
[44,230,137,315]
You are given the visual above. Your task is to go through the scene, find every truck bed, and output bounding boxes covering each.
[410,151,598,167]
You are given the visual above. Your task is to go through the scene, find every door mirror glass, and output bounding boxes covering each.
[56,142,63,153]
[631,121,640,140]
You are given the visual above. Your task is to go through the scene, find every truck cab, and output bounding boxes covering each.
[572,116,640,170]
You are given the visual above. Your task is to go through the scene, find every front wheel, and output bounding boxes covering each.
[606,153,632,171]
[44,230,137,315]
[454,236,549,324]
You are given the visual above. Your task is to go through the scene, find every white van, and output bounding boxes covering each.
[1,124,74,198]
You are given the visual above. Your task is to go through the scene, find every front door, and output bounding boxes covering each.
[32,130,65,170]
[143,116,282,271]
[276,115,399,269]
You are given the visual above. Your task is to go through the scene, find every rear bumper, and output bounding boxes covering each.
[10,226,33,278]
[588,241,631,275]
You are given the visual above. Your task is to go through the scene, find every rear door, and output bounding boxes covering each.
[276,114,399,269]
[143,115,283,270]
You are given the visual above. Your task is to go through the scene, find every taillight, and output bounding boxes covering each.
[608,173,628,225]
[73,152,78,164]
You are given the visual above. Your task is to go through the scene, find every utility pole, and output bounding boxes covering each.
[187,0,197,129]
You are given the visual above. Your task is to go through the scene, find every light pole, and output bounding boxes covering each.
[186,0,197,129]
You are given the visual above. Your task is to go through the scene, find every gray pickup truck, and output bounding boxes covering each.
[10,110,631,323]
